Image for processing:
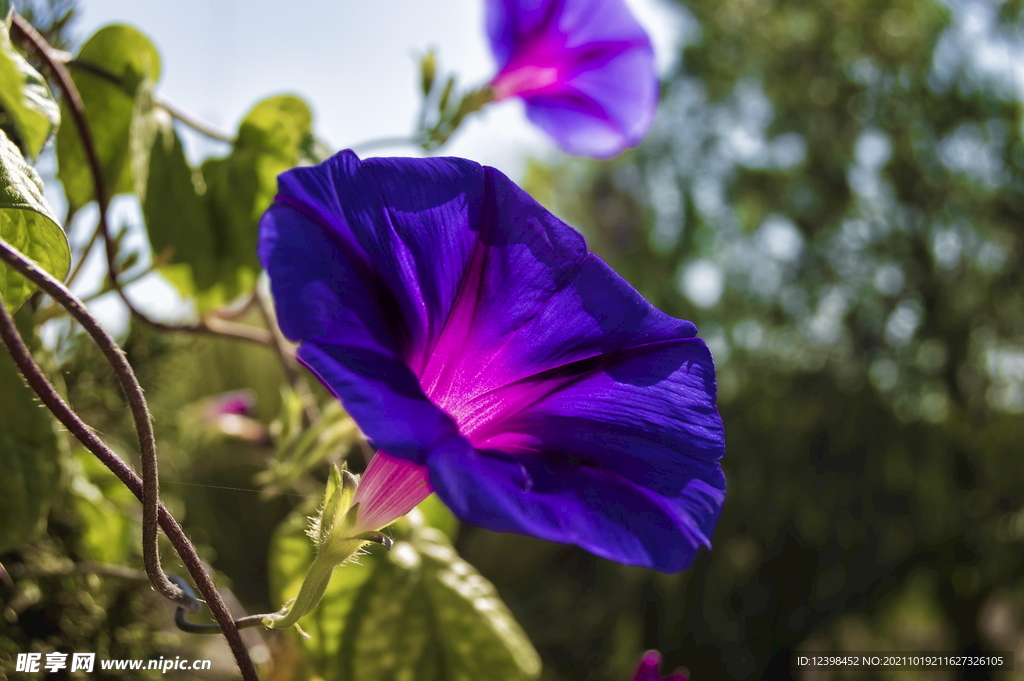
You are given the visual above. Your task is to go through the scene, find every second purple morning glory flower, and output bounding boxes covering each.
[485,0,659,158]
[258,150,724,573]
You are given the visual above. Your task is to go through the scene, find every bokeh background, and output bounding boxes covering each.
[3,0,1024,679]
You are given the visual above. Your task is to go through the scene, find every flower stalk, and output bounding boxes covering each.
[263,465,394,630]
[0,247,258,680]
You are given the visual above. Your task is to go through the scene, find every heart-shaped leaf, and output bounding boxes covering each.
[269,508,540,681]
[0,129,69,311]
[0,11,60,159]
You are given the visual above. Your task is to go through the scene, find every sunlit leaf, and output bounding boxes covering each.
[0,129,69,311]
[194,95,313,309]
[138,95,313,310]
[0,11,60,158]
[270,509,540,681]
[135,106,220,296]
[56,24,160,211]
[67,448,137,564]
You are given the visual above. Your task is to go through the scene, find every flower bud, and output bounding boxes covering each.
[419,49,437,96]
[264,461,407,630]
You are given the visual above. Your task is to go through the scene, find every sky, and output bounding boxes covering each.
[51,0,686,335]
[72,0,685,172]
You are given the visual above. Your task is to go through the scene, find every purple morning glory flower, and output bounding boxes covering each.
[485,0,659,158]
[258,150,725,572]
[633,651,690,681]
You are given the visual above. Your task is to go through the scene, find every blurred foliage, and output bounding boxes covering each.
[11,0,75,52]
[146,95,315,310]
[0,309,59,556]
[0,539,185,680]
[518,0,1024,678]
[3,0,1024,680]
[270,507,538,681]
[257,399,359,497]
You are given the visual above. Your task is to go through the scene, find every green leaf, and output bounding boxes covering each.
[140,95,313,310]
[68,448,136,563]
[56,24,160,211]
[0,129,69,311]
[0,320,60,555]
[196,95,312,308]
[270,510,541,681]
[136,108,218,295]
[0,16,60,158]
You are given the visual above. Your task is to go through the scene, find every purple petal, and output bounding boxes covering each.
[634,651,663,681]
[421,172,699,417]
[486,0,649,69]
[521,46,658,158]
[258,157,472,462]
[259,151,725,571]
[432,337,729,569]
[427,446,723,572]
[632,651,690,681]
[485,0,658,158]
[271,151,486,369]
[465,338,724,495]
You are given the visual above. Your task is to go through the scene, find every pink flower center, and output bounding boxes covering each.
[491,63,561,100]
[352,451,432,533]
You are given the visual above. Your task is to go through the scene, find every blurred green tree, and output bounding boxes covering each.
[512,0,1024,678]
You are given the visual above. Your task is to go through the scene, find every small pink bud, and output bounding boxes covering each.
[633,650,690,681]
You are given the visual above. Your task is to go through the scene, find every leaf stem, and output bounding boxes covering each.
[0,237,183,607]
[62,214,100,289]
[347,135,425,155]
[169,575,274,634]
[155,97,235,144]
[264,553,337,630]
[62,57,237,144]
[254,289,320,425]
[175,610,271,635]
[0,239,260,681]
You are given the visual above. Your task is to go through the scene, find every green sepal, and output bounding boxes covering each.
[343,501,360,529]
[309,463,357,550]
[266,467,388,630]
[268,508,542,680]
[351,531,394,550]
